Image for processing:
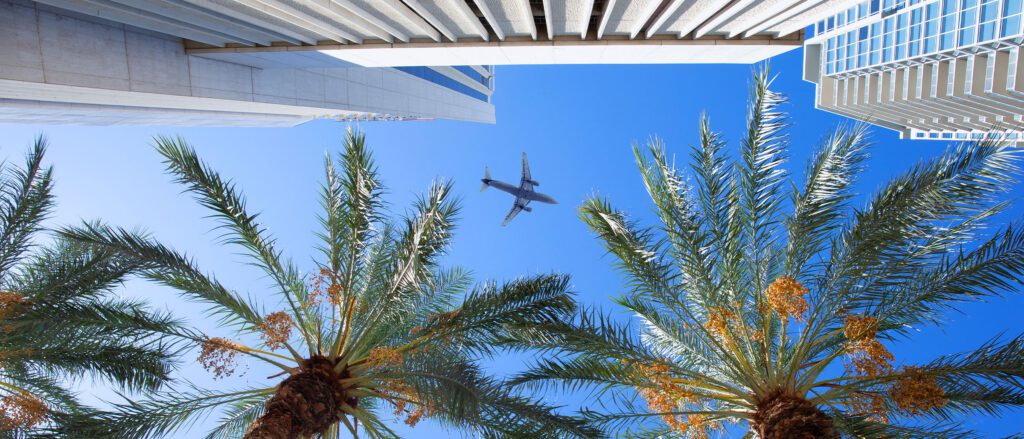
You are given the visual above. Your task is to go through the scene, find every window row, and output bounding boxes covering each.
[822,0,1022,74]
[394,67,490,102]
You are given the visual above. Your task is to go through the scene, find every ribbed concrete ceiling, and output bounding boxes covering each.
[31,0,827,47]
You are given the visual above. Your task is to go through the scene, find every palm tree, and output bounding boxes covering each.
[62,130,598,438]
[511,68,1024,438]
[0,138,181,437]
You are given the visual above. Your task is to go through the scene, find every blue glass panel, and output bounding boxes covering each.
[942,15,957,32]
[960,26,977,44]
[979,21,997,39]
[452,66,489,87]
[1005,0,1023,16]
[981,2,1000,20]
[941,32,956,48]
[872,0,881,13]
[961,8,978,27]
[1001,15,1021,36]
[394,67,488,102]
[943,0,957,13]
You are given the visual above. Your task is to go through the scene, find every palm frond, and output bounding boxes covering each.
[830,413,979,439]
[203,394,269,439]
[93,386,273,439]
[422,274,576,356]
[154,136,314,348]
[59,223,264,329]
[391,353,600,438]
[0,136,53,280]
[823,140,1019,305]
[737,64,788,298]
[785,124,868,278]
[872,222,1024,333]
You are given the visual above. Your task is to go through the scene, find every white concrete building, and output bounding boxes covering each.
[804,0,1024,141]
[1,0,839,126]
[1,0,495,126]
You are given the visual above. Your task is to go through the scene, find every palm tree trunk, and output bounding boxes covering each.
[244,357,352,439]
[751,391,837,439]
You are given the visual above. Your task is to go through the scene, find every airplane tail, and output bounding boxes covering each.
[480,166,491,192]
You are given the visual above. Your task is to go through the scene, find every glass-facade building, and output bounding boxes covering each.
[804,0,1024,141]
[814,0,1022,75]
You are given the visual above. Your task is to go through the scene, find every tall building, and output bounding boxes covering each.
[804,0,1024,141]
[0,0,837,127]
[1,0,495,126]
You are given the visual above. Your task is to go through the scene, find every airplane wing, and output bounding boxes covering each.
[519,152,533,192]
[501,198,531,226]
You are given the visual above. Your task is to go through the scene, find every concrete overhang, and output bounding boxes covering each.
[186,35,804,68]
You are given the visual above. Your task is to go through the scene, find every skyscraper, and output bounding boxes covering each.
[1,0,835,127]
[0,0,495,126]
[804,0,1024,141]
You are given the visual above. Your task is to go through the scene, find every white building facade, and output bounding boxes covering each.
[0,0,844,127]
[804,0,1024,141]
[0,0,496,126]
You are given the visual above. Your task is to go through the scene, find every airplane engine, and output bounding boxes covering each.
[529,180,540,186]
[522,206,533,212]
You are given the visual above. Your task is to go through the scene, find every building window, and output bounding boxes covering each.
[394,67,489,102]
[959,0,979,45]
[1002,0,1022,36]
[452,66,490,87]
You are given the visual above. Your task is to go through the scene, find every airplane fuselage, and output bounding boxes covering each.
[482,179,557,204]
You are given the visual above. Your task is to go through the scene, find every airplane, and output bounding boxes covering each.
[480,152,557,226]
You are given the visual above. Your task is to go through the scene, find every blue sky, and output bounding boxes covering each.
[1,46,1022,436]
